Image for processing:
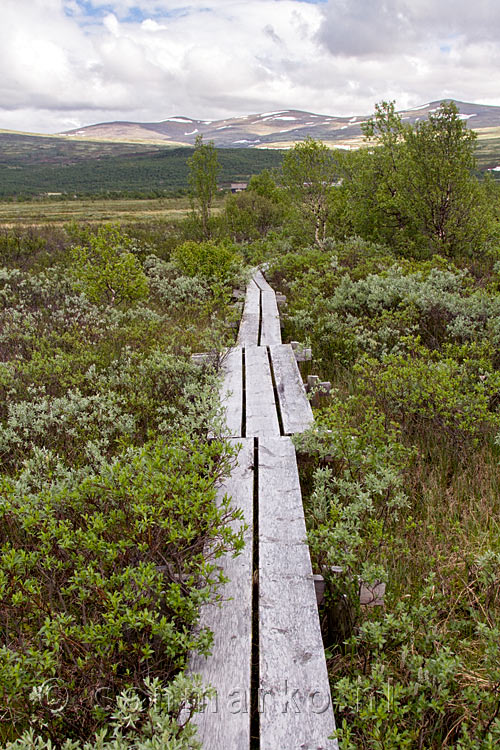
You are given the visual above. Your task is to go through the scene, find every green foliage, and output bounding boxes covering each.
[270,238,500,375]
[403,102,485,254]
[0,226,69,272]
[268,232,500,748]
[187,137,220,239]
[345,101,491,256]
[171,240,241,284]
[0,221,246,746]
[281,138,343,247]
[223,189,283,242]
[247,169,280,200]
[295,398,410,627]
[71,226,148,305]
[0,435,241,738]
[3,674,210,750]
[359,343,500,449]
[331,561,500,749]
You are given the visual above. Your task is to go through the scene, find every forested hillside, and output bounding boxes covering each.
[0,137,283,197]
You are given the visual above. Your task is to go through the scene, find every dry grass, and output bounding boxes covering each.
[387,443,500,604]
[0,196,223,226]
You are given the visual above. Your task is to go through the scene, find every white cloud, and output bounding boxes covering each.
[318,0,500,57]
[0,0,499,134]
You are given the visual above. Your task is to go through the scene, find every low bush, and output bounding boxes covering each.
[71,226,149,306]
[0,436,241,740]
[358,343,500,449]
[0,223,244,747]
[3,674,210,750]
[171,240,242,284]
[271,234,500,748]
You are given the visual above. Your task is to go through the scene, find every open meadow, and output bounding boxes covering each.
[0,196,206,226]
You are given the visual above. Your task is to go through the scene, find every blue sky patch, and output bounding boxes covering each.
[65,0,328,23]
[65,2,202,24]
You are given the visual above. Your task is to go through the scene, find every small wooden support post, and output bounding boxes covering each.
[291,341,312,362]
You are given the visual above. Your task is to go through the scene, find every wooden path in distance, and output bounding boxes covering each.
[191,270,337,750]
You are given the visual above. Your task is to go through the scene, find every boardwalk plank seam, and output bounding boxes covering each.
[190,267,338,749]
[258,437,337,749]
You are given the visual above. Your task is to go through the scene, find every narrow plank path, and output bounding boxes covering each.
[237,277,260,346]
[190,438,254,746]
[260,292,281,347]
[259,437,336,749]
[245,346,280,438]
[191,270,337,750]
[270,343,314,435]
[219,347,243,438]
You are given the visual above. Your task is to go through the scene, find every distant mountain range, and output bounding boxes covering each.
[0,99,499,198]
[59,100,500,149]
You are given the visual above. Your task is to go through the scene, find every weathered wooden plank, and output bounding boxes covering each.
[190,438,254,750]
[260,291,282,347]
[237,279,260,346]
[253,268,275,293]
[269,344,314,435]
[219,347,243,438]
[258,437,338,750]
[245,346,280,437]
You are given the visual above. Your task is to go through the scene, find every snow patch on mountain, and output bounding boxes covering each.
[259,111,288,117]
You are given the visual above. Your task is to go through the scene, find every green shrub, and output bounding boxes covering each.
[295,397,410,635]
[171,241,241,283]
[223,190,283,242]
[359,344,500,448]
[3,674,210,750]
[0,436,242,740]
[332,569,500,749]
[71,226,149,306]
[0,220,247,747]
[273,231,500,748]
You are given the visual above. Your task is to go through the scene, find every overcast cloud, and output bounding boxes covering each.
[1,0,500,133]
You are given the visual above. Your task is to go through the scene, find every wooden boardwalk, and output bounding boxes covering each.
[191,271,337,749]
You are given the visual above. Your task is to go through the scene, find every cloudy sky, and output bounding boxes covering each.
[2,0,500,133]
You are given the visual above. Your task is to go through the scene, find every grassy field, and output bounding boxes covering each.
[474,128,500,172]
[0,195,225,225]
